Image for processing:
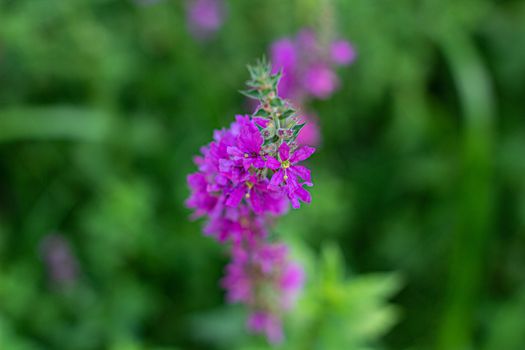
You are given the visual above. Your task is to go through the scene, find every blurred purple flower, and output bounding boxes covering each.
[40,234,78,287]
[268,29,357,146]
[270,39,297,98]
[186,0,225,39]
[331,40,357,65]
[270,30,355,102]
[222,239,304,343]
[248,312,283,344]
[303,64,339,99]
[295,114,321,147]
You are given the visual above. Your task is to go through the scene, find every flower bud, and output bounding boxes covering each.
[263,123,276,139]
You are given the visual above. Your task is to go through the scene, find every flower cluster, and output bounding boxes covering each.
[270,29,356,146]
[222,236,304,343]
[187,61,313,342]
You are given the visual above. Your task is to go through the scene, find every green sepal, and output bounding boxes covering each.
[292,123,306,137]
[270,98,284,108]
[270,71,282,90]
[279,108,295,120]
[254,108,271,118]
[240,89,261,100]
[263,135,279,146]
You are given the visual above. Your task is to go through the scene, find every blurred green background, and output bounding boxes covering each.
[1,0,525,349]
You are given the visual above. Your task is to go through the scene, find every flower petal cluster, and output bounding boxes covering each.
[271,29,356,102]
[222,236,304,343]
[187,61,314,343]
[186,115,313,240]
[269,29,356,146]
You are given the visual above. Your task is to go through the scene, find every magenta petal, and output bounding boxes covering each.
[289,194,300,209]
[266,318,284,344]
[225,185,245,207]
[248,312,267,332]
[219,159,232,173]
[271,38,297,72]
[227,146,243,158]
[303,64,338,99]
[249,190,265,214]
[269,170,284,189]
[287,185,311,209]
[289,165,311,183]
[253,117,270,128]
[187,173,204,187]
[266,156,281,170]
[331,40,356,65]
[280,263,304,291]
[278,142,290,161]
[295,186,311,204]
[290,146,315,163]
[285,171,299,189]
[242,158,253,170]
[253,157,266,169]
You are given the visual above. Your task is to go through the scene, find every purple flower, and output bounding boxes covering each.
[303,64,339,99]
[280,262,305,308]
[269,29,356,103]
[248,312,283,344]
[271,39,297,71]
[40,234,78,287]
[186,0,225,39]
[227,116,265,171]
[267,143,314,208]
[295,113,320,146]
[186,173,218,218]
[331,40,357,65]
[222,239,304,343]
[187,62,313,343]
[271,39,298,99]
[226,176,272,214]
[296,29,318,51]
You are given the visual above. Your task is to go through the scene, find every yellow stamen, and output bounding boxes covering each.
[282,160,291,169]
[245,181,254,199]
[283,175,288,181]
[244,153,249,158]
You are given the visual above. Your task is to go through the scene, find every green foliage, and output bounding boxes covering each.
[283,244,401,350]
[0,0,524,349]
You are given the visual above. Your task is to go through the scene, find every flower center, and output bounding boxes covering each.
[244,153,249,158]
[245,181,254,198]
[282,160,291,169]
